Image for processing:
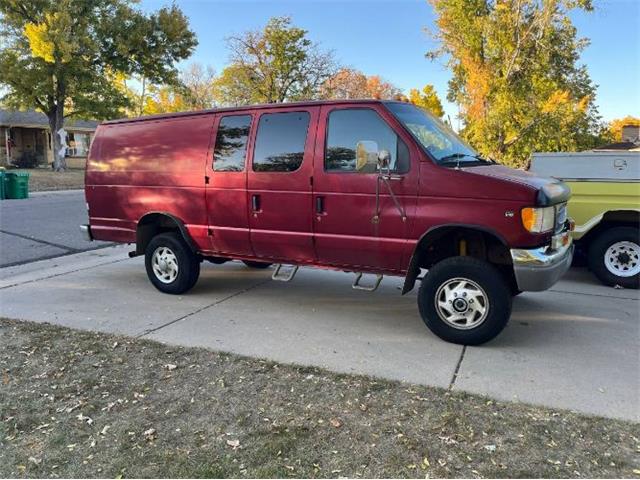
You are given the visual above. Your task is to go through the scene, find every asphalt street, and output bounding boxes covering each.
[0,190,111,267]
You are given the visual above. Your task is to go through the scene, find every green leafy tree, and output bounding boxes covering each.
[0,0,196,170]
[213,16,337,106]
[428,0,602,167]
[408,85,445,117]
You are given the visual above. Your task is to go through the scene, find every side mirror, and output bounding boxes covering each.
[377,149,391,172]
[356,140,379,172]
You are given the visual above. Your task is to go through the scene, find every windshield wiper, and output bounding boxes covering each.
[439,152,495,168]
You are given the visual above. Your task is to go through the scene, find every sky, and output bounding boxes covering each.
[140,0,640,124]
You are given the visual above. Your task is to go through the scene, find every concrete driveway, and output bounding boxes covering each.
[0,190,111,267]
[1,246,638,422]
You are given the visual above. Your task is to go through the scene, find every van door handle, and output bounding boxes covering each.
[316,196,324,214]
[382,174,404,181]
[252,194,260,211]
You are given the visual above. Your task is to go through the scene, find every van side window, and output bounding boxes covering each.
[213,115,252,172]
[253,112,310,172]
[325,109,409,173]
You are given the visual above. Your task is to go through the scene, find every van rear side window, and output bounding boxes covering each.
[213,115,252,172]
[253,112,310,172]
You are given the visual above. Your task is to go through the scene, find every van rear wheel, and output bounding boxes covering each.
[145,233,200,294]
[418,257,512,345]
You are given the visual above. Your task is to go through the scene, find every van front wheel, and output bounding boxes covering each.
[418,257,512,345]
[145,233,200,294]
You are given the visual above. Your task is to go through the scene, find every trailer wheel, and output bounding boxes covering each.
[145,233,200,294]
[418,256,512,345]
[242,260,272,269]
[588,226,639,289]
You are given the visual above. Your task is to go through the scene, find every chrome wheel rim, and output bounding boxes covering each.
[604,241,640,278]
[152,246,179,284]
[435,277,489,330]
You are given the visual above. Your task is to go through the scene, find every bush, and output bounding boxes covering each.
[14,151,39,168]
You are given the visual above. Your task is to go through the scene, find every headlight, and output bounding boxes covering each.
[521,206,555,233]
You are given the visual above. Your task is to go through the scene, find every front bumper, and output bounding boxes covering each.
[510,238,574,292]
[80,224,93,242]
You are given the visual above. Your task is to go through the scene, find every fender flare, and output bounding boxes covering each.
[136,212,198,255]
[573,208,640,240]
[401,223,509,295]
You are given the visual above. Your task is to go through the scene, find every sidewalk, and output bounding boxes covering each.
[1,246,638,421]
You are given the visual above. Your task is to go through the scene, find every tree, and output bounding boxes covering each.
[213,16,337,106]
[408,85,444,117]
[144,63,217,114]
[427,0,601,167]
[319,68,369,99]
[0,0,196,170]
[607,116,640,142]
[319,68,402,100]
[365,75,403,100]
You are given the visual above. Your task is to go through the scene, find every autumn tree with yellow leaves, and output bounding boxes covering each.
[144,64,218,115]
[428,0,603,167]
[408,85,445,117]
[0,0,196,170]
[607,116,640,143]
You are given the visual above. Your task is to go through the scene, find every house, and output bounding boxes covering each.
[0,109,99,168]
[593,124,640,152]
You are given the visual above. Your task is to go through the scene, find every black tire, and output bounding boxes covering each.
[418,256,512,345]
[587,226,639,289]
[145,232,200,294]
[242,260,272,269]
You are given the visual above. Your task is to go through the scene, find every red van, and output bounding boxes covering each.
[82,100,573,345]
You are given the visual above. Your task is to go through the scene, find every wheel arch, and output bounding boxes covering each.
[577,209,640,247]
[136,212,198,256]
[402,224,512,295]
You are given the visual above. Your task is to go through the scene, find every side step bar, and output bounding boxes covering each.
[352,272,383,292]
[272,264,299,282]
[270,265,383,292]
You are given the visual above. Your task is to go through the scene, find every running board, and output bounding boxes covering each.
[272,264,299,282]
[352,272,383,292]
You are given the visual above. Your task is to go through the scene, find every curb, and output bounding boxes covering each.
[29,189,84,197]
[0,244,130,288]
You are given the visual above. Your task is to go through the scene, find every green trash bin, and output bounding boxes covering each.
[5,172,30,199]
[0,171,5,200]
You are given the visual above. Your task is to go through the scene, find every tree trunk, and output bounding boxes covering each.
[48,105,67,171]
[139,76,146,116]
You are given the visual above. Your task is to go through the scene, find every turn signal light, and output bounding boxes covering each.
[521,206,555,233]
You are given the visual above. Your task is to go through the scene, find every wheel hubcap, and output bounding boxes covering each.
[152,246,179,284]
[604,241,640,278]
[435,277,489,330]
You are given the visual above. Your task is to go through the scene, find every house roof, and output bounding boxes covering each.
[592,141,640,152]
[0,109,99,131]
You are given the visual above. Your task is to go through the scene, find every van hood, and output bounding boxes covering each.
[460,164,571,206]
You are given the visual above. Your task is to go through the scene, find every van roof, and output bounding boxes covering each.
[103,99,400,125]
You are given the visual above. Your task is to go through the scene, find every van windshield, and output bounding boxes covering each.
[385,102,482,166]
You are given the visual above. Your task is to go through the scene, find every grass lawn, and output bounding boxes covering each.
[7,168,86,192]
[1,318,638,479]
